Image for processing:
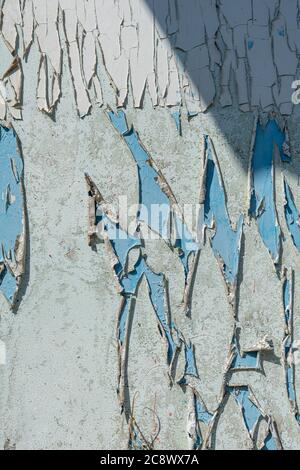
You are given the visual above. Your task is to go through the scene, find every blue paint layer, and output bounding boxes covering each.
[118,254,175,363]
[283,179,300,252]
[178,341,198,384]
[143,260,176,363]
[107,109,198,283]
[230,333,259,370]
[0,126,24,304]
[228,386,279,449]
[171,110,182,136]
[249,119,290,264]
[190,392,213,450]
[118,254,176,364]
[90,172,176,366]
[96,208,141,278]
[283,277,291,323]
[261,432,277,451]
[184,342,198,377]
[200,136,243,290]
[227,386,261,435]
[195,396,213,425]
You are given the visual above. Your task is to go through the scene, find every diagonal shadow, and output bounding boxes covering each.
[142,0,300,177]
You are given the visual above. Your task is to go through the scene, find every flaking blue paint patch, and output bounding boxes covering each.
[107,110,171,234]
[249,119,290,264]
[184,342,198,377]
[96,209,141,278]
[200,136,243,301]
[120,254,145,294]
[171,110,182,136]
[173,214,199,278]
[227,386,262,435]
[225,385,280,449]
[227,386,279,449]
[87,175,176,376]
[283,178,300,252]
[178,341,198,384]
[143,260,176,364]
[119,255,176,364]
[0,126,24,305]
[177,340,213,449]
[230,333,259,370]
[195,396,213,425]
[189,392,213,450]
[261,432,277,451]
[107,109,198,290]
[283,277,291,323]
[96,205,176,363]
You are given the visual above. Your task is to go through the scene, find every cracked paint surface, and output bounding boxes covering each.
[2,1,300,119]
[1,0,300,452]
[86,112,291,450]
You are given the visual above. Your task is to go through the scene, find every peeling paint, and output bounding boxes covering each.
[199,135,243,311]
[86,173,178,443]
[0,125,25,306]
[227,385,282,450]
[249,116,290,266]
[283,177,300,251]
[107,108,199,315]
[2,1,300,118]
[281,268,300,425]
[2,0,300,451]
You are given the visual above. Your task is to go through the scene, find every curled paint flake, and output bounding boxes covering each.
[0,125,25,306]
[199,135,243,311]
[283,178,300,252]
[248,117,291,266]
[230,334,260,371]
[229,329,273,371]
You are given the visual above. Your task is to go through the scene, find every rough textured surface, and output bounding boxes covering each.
[3,1,300,119]
[1,0,300,450]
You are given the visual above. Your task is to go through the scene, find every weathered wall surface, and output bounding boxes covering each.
[0,0,300,450]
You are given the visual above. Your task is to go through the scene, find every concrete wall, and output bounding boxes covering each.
[0,0,300,450]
